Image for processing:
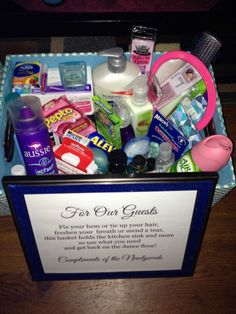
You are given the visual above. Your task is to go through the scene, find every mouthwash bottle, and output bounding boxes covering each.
[8,96,58,175]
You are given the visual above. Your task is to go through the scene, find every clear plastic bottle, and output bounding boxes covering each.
[8,96,58,175]
[124,75,153,136]
[155,142,175,173]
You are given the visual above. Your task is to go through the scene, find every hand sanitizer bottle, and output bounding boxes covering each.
[92,47,141,103]
[155,142,175,173]
[124,75,153,136]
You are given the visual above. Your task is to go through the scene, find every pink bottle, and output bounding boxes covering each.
[169,135,233,172]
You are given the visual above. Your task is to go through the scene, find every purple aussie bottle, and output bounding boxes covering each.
[8,96,58,175]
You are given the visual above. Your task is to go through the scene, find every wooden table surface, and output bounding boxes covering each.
[0,103,236,314]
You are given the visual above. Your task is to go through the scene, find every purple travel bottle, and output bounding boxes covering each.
[8,96,58,175]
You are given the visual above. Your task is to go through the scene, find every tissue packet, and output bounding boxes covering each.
[181,95,208,125]
[168,103,202,152]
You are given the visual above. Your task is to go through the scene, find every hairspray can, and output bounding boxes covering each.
[8,96,58,175]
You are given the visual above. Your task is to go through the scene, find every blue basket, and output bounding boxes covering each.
[0,52,235,214]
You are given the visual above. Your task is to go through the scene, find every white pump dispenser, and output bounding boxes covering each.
[92,47,141,103]
[124,75,153,136]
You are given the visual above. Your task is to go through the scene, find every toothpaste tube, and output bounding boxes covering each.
[53,136,98,175]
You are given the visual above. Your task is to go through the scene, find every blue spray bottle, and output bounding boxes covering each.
[8,96,58,175]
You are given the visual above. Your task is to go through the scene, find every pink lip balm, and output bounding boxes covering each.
[169,135,233,172]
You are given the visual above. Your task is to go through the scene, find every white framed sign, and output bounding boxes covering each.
[3,173,217,280]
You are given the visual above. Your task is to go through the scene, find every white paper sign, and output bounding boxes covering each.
[24,190,197,273]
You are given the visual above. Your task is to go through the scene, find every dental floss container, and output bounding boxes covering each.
[92,47,141,102]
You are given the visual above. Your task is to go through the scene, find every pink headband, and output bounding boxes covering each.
[149,50,217,131]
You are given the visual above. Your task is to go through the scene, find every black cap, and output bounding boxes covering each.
[146,157,156,171]
[108,149,127,174]
[131,155,147,172]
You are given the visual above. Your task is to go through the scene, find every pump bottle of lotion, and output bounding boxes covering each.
[124,75,153,136]
[92,47,141,103]
[8,96,58,175]
[168,134,233,172]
